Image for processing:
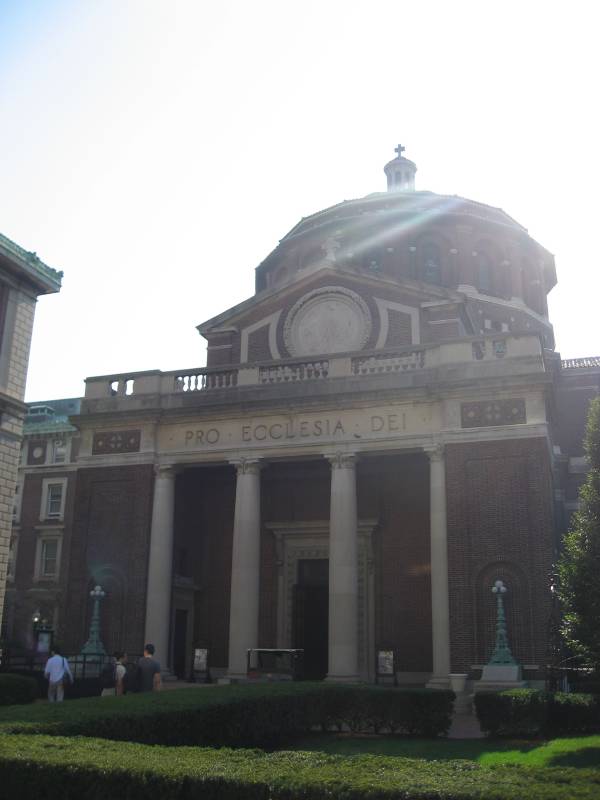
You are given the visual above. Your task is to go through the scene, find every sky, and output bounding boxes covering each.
[0,0,598,402]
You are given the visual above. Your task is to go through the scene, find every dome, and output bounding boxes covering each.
[255,189,555,324]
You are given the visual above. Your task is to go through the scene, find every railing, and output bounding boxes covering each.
[0,651,114,680]
[174,369,238,392]
[352,349,425,375]
[259,359,329,384]
[83,334,544,400]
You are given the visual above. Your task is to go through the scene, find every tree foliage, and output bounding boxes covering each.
[557,395,600,670]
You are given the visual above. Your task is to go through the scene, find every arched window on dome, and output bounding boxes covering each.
[521,259,544,315]
[419,241,442,285]
[477,249,494,295]
[362,248,384,273]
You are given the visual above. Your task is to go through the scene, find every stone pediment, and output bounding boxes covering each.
[199,268,460,365]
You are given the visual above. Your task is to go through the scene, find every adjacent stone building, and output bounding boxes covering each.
[3,150,598,687]
[3,399,80,647]
[0,235,62,630]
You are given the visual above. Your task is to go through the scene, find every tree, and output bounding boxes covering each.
[557,395,600,672]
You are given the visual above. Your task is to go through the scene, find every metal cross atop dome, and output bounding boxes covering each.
[395,144,406,159]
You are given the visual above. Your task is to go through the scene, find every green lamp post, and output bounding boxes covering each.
[479,578,523,687]
[488,580,517,665]
[81,585,107,657]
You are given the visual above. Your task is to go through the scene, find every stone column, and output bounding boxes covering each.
[144,464,177,668]
[426,445,451,688]
[227,459,262,680]
[327,452,359,682]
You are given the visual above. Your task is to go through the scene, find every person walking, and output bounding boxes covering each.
[137,643,162,692]
[100,652,128,696]
[44,645,73,702]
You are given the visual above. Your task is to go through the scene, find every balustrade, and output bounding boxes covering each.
[259,359,329,383]
[352,349,425,375]
[174,369,238,392]
[84,334,541,399]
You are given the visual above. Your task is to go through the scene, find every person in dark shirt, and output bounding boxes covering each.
[137,643,162,692]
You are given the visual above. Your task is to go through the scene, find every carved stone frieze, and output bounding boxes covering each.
[461,399,526,429]
[92,430,141,455]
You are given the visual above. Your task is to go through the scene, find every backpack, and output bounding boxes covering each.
[100,661,116,689]
[122,662,139,694]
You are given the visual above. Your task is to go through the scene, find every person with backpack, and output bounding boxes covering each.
[100,652,127,696]
[137,643,161,692]
[44,645,73,702]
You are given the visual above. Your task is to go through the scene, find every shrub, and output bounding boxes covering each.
[0,674,39,706]
[547,692,600,735]
[474,689,600,737]
[0,683,454,745]
[1,733,600,800]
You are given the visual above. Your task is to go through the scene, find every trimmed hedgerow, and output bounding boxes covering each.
[0,674,38,706]
[1,733,600,800]
[474,689,600,737]
[548,692,600,735]
[0,683,454,745]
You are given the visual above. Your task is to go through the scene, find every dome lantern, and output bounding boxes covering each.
[384,144,417,193]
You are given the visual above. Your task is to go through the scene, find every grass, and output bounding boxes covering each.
[2,733,600,800]
[290,733,600,769]
[0,685,598,798]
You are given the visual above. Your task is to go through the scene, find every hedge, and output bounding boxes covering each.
[0,674,38,706]
[475,689,600,737]
[0,683,454,745]
[1,733,600,800]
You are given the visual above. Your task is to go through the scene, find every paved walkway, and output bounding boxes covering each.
[448,712,484,739]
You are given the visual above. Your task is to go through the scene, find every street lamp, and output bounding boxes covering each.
[81,585,107,657]
[32,609,53,655]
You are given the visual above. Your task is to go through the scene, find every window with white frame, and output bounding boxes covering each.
[52,438,67,464]
[40,478,67,521]
[41,539,58,576]
[33,532,62,581]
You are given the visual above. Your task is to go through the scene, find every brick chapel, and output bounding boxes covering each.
[4,147,598,686]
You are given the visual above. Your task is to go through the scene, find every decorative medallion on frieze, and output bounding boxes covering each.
[284,286,372,357]
[27,440,47,465]
[461,399,526,429]
[92,430,141,455]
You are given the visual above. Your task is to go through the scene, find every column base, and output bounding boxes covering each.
[325,674,360,684]
[425,675,451,690]
[224,672,247,684]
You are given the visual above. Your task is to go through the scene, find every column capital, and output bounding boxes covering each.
[327,451,358,469]
[153,463,178,480]
[424,443,445,462]
[230,457,262,476]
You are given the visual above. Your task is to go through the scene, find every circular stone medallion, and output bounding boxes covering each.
[284,286,372,357]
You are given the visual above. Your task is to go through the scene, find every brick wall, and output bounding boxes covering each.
[358,454,431,672]
[174,466,236,667]
[64,465,154,655]
[446,437,555,672]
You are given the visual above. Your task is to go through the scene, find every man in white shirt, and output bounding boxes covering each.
[44,646,73,702]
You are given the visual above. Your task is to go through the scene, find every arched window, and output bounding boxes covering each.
[419,241,442,284]
[475,563,531,665]
[363,249,383,272]
[521,259,544,315]
[477,250,494,294]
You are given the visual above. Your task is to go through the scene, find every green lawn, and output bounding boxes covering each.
[290,733,600,769]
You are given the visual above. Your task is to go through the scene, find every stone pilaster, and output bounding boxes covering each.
[144,464,177,668]
[327,452,359,682]
[227,458,262,680]
[426,445,451,688]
